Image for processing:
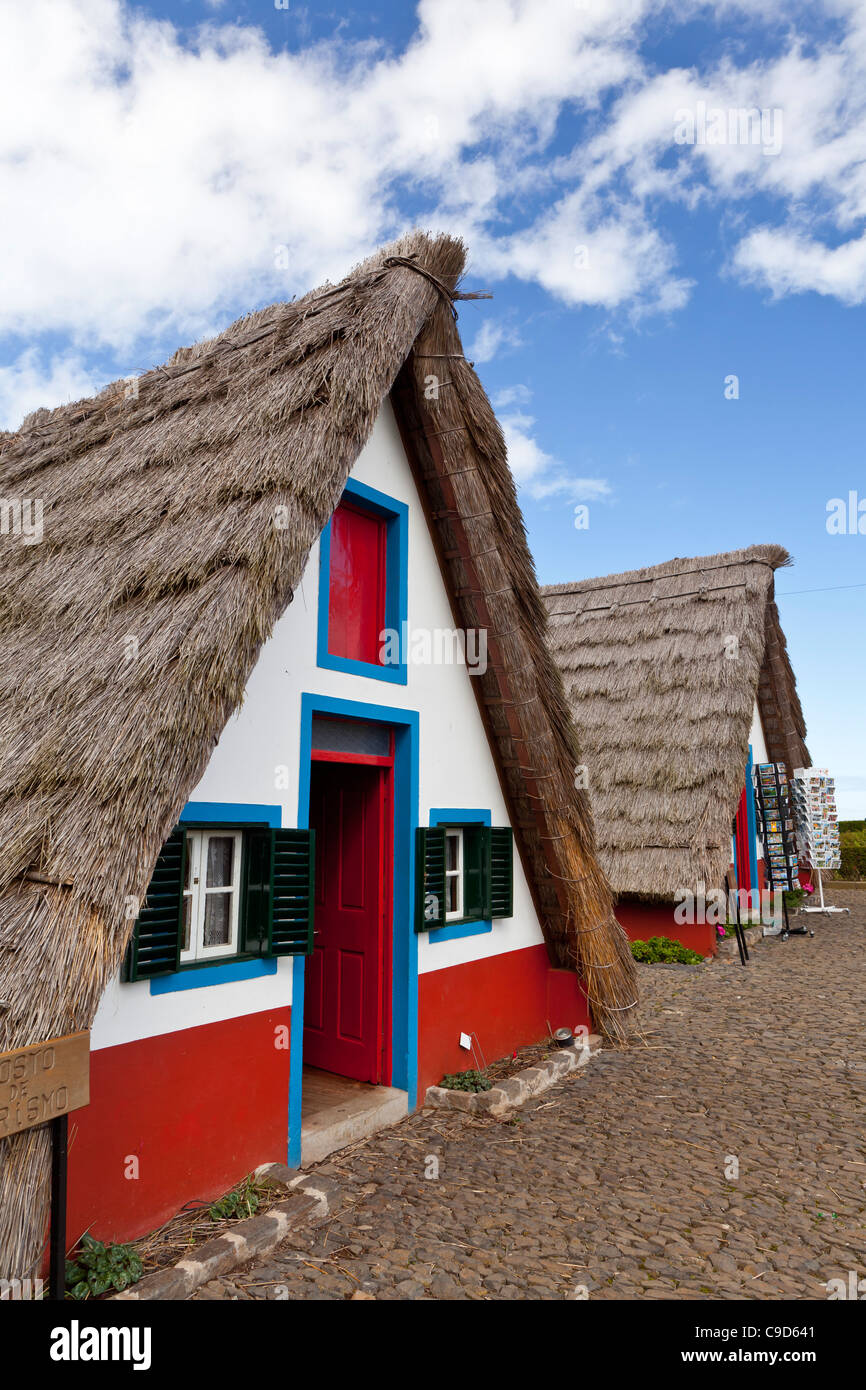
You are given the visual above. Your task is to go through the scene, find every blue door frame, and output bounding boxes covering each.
[288,692,419,1167]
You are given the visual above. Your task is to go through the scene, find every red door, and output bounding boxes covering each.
[303,761,387,1083]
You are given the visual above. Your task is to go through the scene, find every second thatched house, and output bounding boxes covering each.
[542,546,809,956]
[0,232,636,1276]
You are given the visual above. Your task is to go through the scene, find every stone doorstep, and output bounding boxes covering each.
[112,1167,340,1302]
[424,1037,603,1116]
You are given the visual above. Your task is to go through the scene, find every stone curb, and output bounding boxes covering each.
[636,960,709,971]
[113,1168,340,1301]
[717,922,774,959]
[424,1037,603,1116]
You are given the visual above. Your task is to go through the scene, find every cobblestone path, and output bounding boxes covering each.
[195,892,866,1300]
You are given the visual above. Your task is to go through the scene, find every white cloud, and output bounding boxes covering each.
[492,384,532,409]
[0,0,865,418]
[734,228,866,303]
[499,402,612,503]
[0,350,102,431]
[0,0,649,353]
[467,319,523,363]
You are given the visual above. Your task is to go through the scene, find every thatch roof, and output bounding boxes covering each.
[542,545,809,900]
[0,231,635,1276]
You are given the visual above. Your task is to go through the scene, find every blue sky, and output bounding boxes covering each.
[1,0,863,812]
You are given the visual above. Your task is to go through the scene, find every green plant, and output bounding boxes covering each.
[65,1235,143,1299]
[438,1068,492,1092]
[630,936,703,965]
[783,888,804,911]
[208,1176,262,1221]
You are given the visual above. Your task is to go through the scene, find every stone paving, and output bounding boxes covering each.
[194,891,866,1300]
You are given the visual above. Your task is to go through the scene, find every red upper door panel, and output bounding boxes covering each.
[327,500,387,665]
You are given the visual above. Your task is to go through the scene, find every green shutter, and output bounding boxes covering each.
[268,828,315,956]
[462,826,486,922]
[415,827,446,930]
[242,829,272,955]
[488,827,514,919]
[124,829,185,981]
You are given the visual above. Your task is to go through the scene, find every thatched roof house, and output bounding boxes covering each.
[0,231,635,1276]
[542,545,809,900]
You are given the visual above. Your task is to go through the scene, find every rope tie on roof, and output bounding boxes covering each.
[549,578,749,619]
[382,254,492,319]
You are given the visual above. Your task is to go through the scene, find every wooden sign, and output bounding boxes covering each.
[0,1031,90,1139]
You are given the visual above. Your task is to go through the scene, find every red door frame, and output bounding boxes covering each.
[308,733,394,1085]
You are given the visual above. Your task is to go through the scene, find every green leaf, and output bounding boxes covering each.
[71,1281,91,1301]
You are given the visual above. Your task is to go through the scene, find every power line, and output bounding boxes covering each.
[777,581,866,597]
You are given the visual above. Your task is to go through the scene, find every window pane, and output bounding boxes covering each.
[446,876,459,914]
[206,836,234,888]
[327,501,388,665]
[182,894,192,953]
[311,716,390,757]
[446,833,459,872]
[203,892,231,947]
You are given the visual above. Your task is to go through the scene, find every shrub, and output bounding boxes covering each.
[439,1069,492,1092]
[630,936,703,965]
[839,823,866,879]
[65,1235,143,1299]
[208,1176,261,1222]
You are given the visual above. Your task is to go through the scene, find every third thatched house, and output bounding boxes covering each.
[542,545,809,956]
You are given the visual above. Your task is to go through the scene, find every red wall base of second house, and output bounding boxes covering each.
[66,1008,290,1250]
[418,944,590,1098]
[615,900,717,957]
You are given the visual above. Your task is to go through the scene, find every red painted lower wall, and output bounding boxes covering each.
[615,900,717,957]
[66,1008,290,1248]
[417,944,590,1098]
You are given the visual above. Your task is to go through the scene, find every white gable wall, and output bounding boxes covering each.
[92,399,547,1050]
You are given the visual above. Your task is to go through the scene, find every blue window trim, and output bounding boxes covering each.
[428,808,493,943]
[289,693,419,1167]
[316,477,409,685]
[150,801,283,995]
[151,958,278,994]
[180,801,282,828]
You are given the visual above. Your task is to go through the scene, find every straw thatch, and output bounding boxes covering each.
[542,545,809,900]
[0,231,635,1277]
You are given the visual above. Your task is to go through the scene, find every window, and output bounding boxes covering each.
[317,480,408,684]
[328,500,387,666]
[180,832,242,962]
[445,829,463,919]
[415,822,514,932]
[124,824,316,982]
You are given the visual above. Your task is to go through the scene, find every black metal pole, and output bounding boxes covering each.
[725,874,747,967]
[733,884,750,961]
[49,1113,68,1301]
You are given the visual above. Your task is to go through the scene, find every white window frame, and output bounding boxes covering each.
[444,828,464,922]
[180,830,243,963]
